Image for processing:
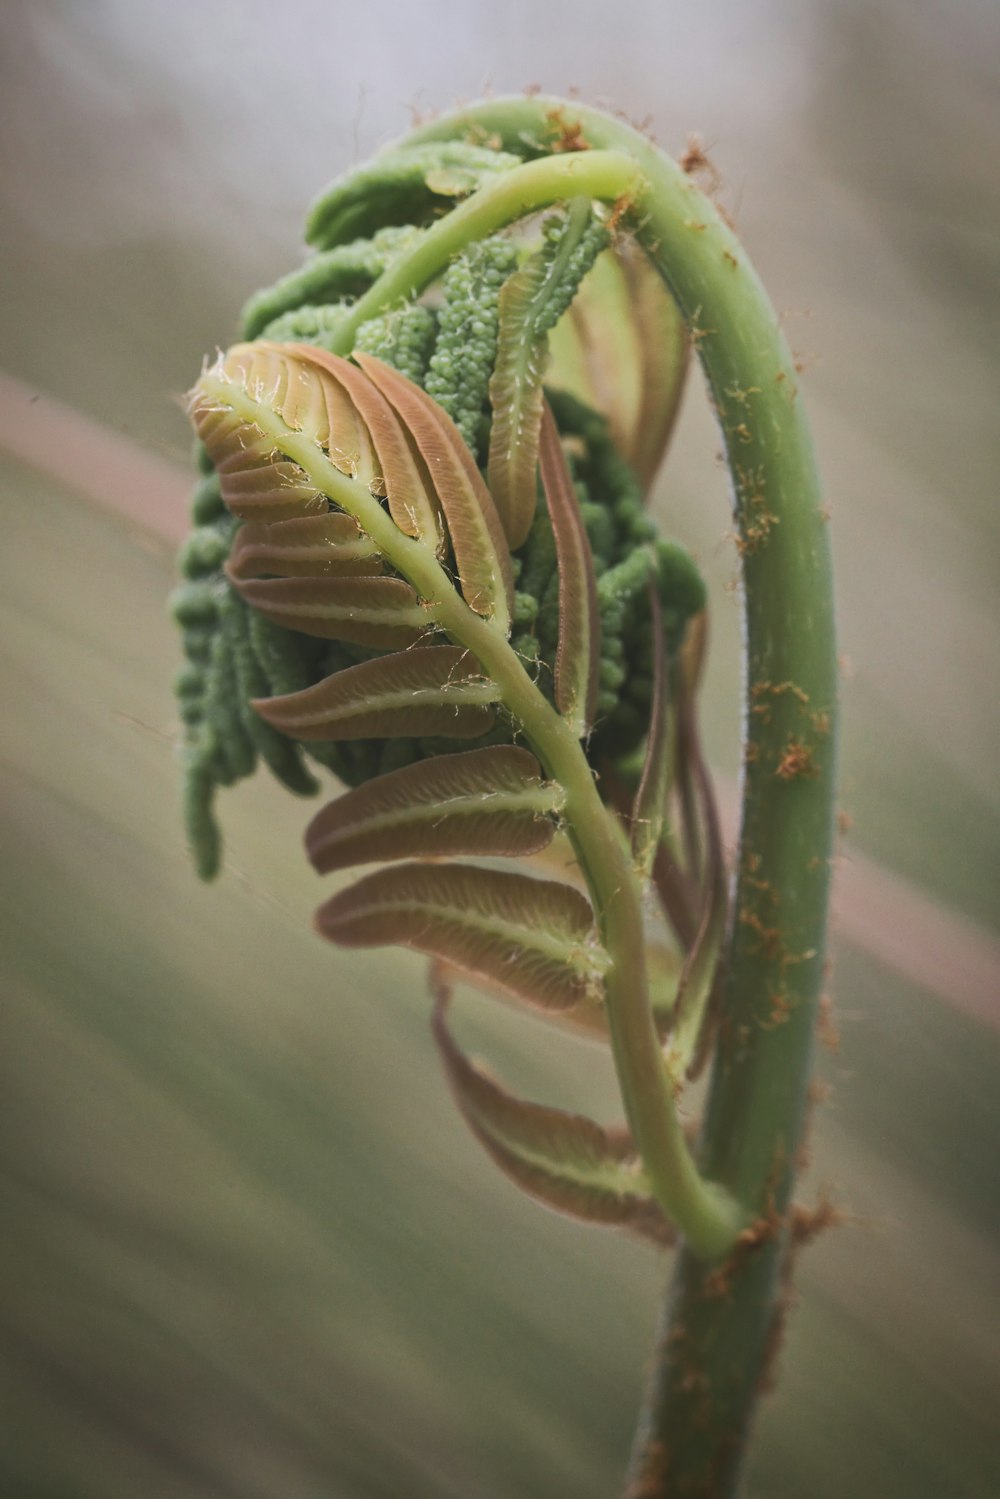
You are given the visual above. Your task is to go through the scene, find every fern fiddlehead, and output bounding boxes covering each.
[171,97,836,1498]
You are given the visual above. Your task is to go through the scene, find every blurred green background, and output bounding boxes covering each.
[1,2,997,1495]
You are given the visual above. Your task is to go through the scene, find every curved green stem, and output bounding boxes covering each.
[326,149,641,353]
[403,99,838,1498]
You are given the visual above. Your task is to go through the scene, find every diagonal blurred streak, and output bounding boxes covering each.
[0,368,189,549]
[3,366,996,1031]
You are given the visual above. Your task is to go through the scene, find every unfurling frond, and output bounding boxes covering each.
[167,96,839,1487]
[173,109,729,1257]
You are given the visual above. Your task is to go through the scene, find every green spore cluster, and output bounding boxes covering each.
[424,236,519,458]
[173,137,705,878]
[532,201,610,335]
[259,302,354,349]
[354,303,438,386]
[169,498,320,878]
[243,225,423,340]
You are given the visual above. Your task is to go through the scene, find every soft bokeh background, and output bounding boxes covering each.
[1,2,998,1495]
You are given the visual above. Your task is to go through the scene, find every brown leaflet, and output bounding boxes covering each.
[545,243,688,496]
[271,345,330,447]
[318,861,606,1011]
[320,366,381,490]
[189,397,321,524]
[250,340,382,490]
[538,401,600,736]
[306,745,561,873]
[630,582,670,877]
[252,645,499,741]
[428,954,612,1043]
[430,972,672,1244]
[189,346,334,523]
[669,613,728,1078]
[675,612,708,882]
[290,345,442,548]
[651,842,700,953]
[678,759,727,1081]
[236,341,291,412]
[227,514,382,580]
[192,342,384,524]
[618,241,689,492]
[354,353,514,631]
[232,574,428,648]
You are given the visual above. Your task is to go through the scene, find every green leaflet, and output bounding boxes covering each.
[252,645,499,742]
[181,750,221,882]
[305,745,562,874]
[317,863,607,1012]
[487,199,609,548]
[305,142,523,249]
[202,617,255,786]
[547,240,688,494]
[431,978,672,1245]
[538,400,600,737]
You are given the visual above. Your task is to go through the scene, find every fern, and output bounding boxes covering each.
[171,96,837,1499]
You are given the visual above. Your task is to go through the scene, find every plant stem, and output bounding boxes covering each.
[406,99,838,1497]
